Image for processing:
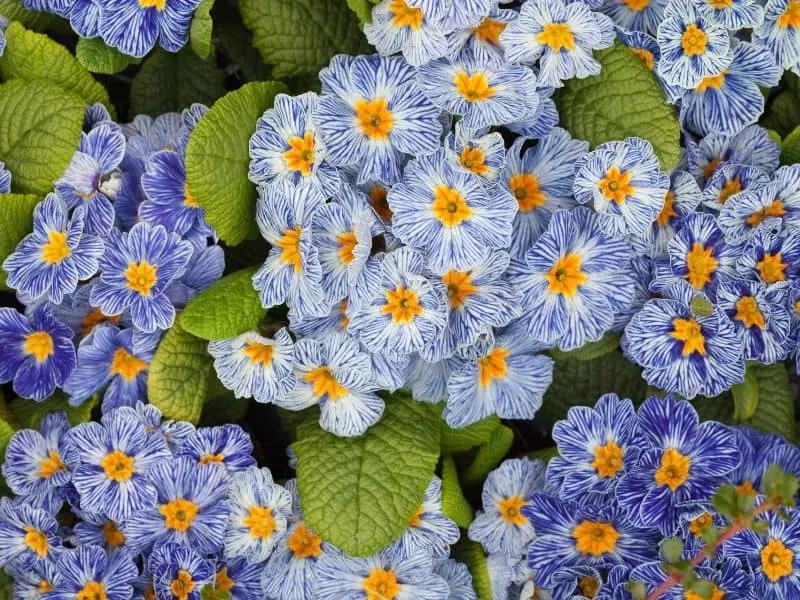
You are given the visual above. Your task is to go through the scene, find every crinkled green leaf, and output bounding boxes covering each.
[0,0,53,29]
[761,72,800,137]
[179,266,266,341]
[239,0,372,80]
[9,391,98,429]
[453,539,492,600]
[190,0,215,59]
[148,322,215,424]
[214,8,271,82]
[441,455,473,528]
[781,124,800,165]
[130,48,226,116]
[550,332,620,361]
[0,22,111,109]
[0,79,84,195]
[0,193,40,289]
[346,0,378,23]
[75,37,140,75]
[460,425,514,486]
[185,81,287,245]
[555,42,681,171]
[732,364,759,421]
[293,391,441,556]
[742,362,795,440]
[441,414,501,454]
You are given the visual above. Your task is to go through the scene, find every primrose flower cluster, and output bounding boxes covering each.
[472,393,800,599]
[0,403,472,600]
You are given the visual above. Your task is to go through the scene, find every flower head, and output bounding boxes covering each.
[50,545,138,600]
[444,126,506,182]
[737,227,800,288]
[754,0,800,70]
[364,0,449,67]
[393,477,460,560]
[446,7,517,66]
[178,424,256,472]
[702,163,771,213]
[148,543,215,600]
[0,498,60,567]
[686,125,780,183]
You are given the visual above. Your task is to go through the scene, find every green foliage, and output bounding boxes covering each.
[214,8,271,82]
[346,0,379,22]
[453,539,492,600]
[0,79,84,195]
[75,37,140,75]
[555,42,681,171]
[781,124,800,165]
[9,391,98,429]
[549,332,619,361]
[190,0,215,59]
[660,537,684,563]
[129,48,226,116]
[441,455,473,528]
[761,72,800,137]
[201,583,230,600]
[293,391,441,556]
[0,22,111,109]
[732,364,759,421]
[148,321,215,424]
[740,362,795,440]
[460,425,514,486]
[239,0,372,80]
[185,81,287,245]
[0,193,40,289]
[440,414,501,453]
[179,266,266,341]
[0,0,53,29]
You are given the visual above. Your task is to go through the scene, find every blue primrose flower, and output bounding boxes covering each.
[754,0,800,70]
[261,519,326,600]
[433,559,476,600]
[629,557,753,599]
[702,163,771,214]
[686,124,781,183]
[214,558,265,600]
[446,7,517,67]
[73,512,129,555]
[148,543,215,600]
[49,545,138,600]
[90,222,193,332]
[444,126,506,182]
[364,0,449,67]
[178,424,256,472]
[0,305,75,401]
[0,498,60,567]
[737,227,800,288]
[601,0,667,35]
[3,193,104,304]
[393,477,460,560]
[410,0,496,30]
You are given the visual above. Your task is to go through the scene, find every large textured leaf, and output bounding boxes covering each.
[178,266,266,340]
[293,391,441,556]
[0,79,84,195]
[0,193,40,289]
[147,322,215,424]
[190,0,215,59]
[185,81,287,245]
[129,48,226,116]
[453,539,492,600]
[441,455,473,528]
[0,22,111,109]
[239,0,372,80]
[742,363,795,440]
[441,415,501,454]
[555,42,681,171]
[75,37,140,75]
[10,391,98,429]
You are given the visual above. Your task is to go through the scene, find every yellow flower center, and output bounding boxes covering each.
[277,226,303,273]
[40,231,71,265]
[38,450,65,479]
[382,285,423,324]
[81,309,121,337]
[656,191,678,227]
[591,441,625,478]
[631,48,655,70]
[697,72,726,91]
[339,300,350,330]
[598,166,634,204]
[572,520,620,556]
[183,184,199,208]
[681,24,708,56]
[707,0,733,7]
[102,521,125,548]
[536,22,576,52]
[580,576,600,599]
[454,71,496,103]
[737,480,756,497]
[170,571,195,600]
[304,367,349,401]
[734,296,765,329]
[623,0,651,10]
[703,158,722,180]
[718,177,742,204]
[283,132,316,176]
[431,185,473,227]
[746,199,786,227]
[23,331,54,363]
[370,186,392,222]
[214,568,235,596]
[498,495,527,526]
[338,230,359,265]
[761,538,794,581]
[757,252,788,283]
[670,318,707,356]
[110,347,148,381]
[478,347,510,388]
[442,270,477,309]
[473,18,506,45]
[38,581,53,594]
[124,261,158,296]
[778,0,800,27]
[685,585,724,600]
[355,98,395,140]
[138,0,166,10]
[160,498,199,532]
[363,568,400,600]
[101,449,135,482]
[460,147,488,176]
[23,526,49,558]
[510,173,547,212]
[684,242,718,289]
[76,581,107,600]
[654,448,692,491]
[689,512,713,537]
[243,505,276,539]
[546,253,587,298]
[243,341,275,366]
[287,523,322,559]
[199,453,225,464]
[407,505,425,528]
[389,0,423,29]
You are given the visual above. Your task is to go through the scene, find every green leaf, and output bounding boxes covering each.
[0,79,84,195]
[460,425,514,487]
[741,362,795,440]
[0,0,53,29]
[0,22,111,109]
[148,321,215,424]
[555,42,681,171]
[129,48,226,116]
[781,124,800,165]
[75,37,140,75]
[528,446,559,462]
[214,8,271,82]
[239,0,372,80]
[293,391,441,556]
[732,364,759,421]
[441,455,473,528]
[190,0,215,59]
[660,537,684,563]
[185,81,287,245]
[9,391,98,429]
[550,332,619,361]
[440,414,501,453]
[0,193,40,289]
[346,0,377,22]
[201,583,230,600]
[452,539,492,600]
[179,266,266,340]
